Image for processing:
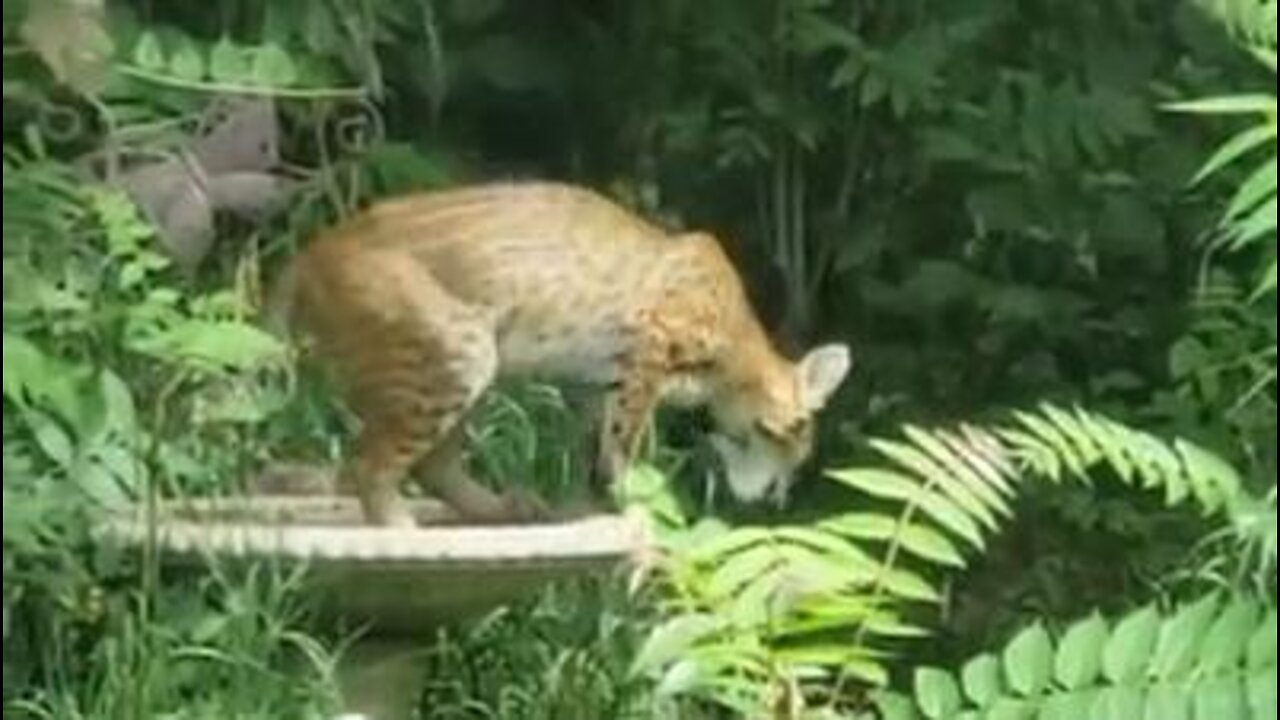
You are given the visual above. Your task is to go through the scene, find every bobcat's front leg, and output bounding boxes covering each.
[596,371,661,502]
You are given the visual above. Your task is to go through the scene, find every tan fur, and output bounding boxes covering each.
[274,182,849,526]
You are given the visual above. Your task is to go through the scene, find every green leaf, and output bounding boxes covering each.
[1193,676,1247,720]
[826,468,920,500]
[1039,404,1105,469]
[688,526,771,562]
[871,438,999,530]
[1102,605,1159,683]
[914,668,962,720]
[1199,598,1260,673]
[1146,683,1192,720]
[655,657,711,698]
[1056,612,1108,690]
[251,43,298,87]
[129,320,288,372]
[168,37,205,81]
[1247,610,1277,669]
[1249,671,1277,720]
[858,64,890,107]
[1092,686,1145,720]
[1152,594,1221,680]
[1223,157,1277,222]
[1190,122,1278,184]
[986,698,1033,720]
[1252,260,1277,301]
[1253,48,1278,72]
[1080,411,1137,485]
[1175,440,1241,514]
[997,428,1063,481]
[210,37,251,82]
[905,425,1012,517]
[1165,94,1278,115]
[706,545,783,599]
[1227,196,1276,247]
[133,31,165,71]
[1013,411,1088,479]
[1042,692,1095,720]
[1002,622,1053,696]
[874,691,920,720]
[29,411,73,467]
[936,428,1017,499]
[1169,336,1210,380]
[820,513,966,568]
[631,614,723,675]
[826,469,986,551]
[835,656,890,688]
[961,654,1002,708]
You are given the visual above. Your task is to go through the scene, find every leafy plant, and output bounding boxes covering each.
[630,404,1257,715]
[1167,49,1277,301]
[871,592,1276,720]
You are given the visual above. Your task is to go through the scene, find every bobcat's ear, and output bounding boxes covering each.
[798,344,851,411]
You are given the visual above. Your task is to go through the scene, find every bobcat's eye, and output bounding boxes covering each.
[754,419,786,445]
[755,418,811,446]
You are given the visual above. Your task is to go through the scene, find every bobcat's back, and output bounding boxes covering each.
[296,182,732,384]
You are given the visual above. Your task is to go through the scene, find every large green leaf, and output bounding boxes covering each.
[1002,622,1053,696]
[960,654,1001,707]
[870,438,1000,530]
[251,43,299,87]
[1191,121,1278,184]
[1223,157,1277,222]
[1193,677,1248,720]
[1248,671,1277,720]
[827,469,986,550]
[1102,605,1159,683]
[129,320,288,372]
[1055,612,1108,690]
[631,614,724,675]
[1199,598,1260,673]
[1092,685,1145,720]
[1247,610,1277,669]
[1165,94,1278,115]
[1152,594,1220,680]
[1146,683,1192,720]
[904,425,1012,518]
[914,668,962,720]
[820,513,966,568]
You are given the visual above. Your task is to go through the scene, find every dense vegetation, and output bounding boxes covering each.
[3,0,1275,718]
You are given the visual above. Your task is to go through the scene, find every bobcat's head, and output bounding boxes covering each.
[710,343,851,507]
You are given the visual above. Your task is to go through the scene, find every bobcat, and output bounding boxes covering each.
[270,182,851,527]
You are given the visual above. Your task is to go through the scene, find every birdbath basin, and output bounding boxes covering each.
[96,495,649,720]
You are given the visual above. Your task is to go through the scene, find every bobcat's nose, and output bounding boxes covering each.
[709,433,787,505]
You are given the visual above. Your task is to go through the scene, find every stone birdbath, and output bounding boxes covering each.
[96,495,650,720]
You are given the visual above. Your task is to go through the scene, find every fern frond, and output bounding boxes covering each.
[873,592,1277,720]
[855,403,1245,553]
[1196,0,1278,48]
[630,406,1259,713]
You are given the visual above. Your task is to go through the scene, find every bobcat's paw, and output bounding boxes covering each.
[499,488,552,524]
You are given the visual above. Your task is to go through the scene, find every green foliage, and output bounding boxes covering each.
[1167,51,1277,300]
[4,1,1278,718]
[417,581,665,720]
[874,593,1277,720]
[628,405,1262,715]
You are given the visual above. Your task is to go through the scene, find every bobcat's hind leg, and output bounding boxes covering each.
[304,247,500,527]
